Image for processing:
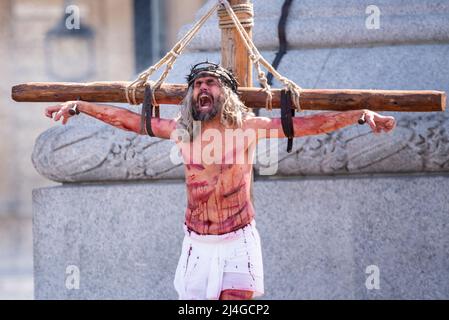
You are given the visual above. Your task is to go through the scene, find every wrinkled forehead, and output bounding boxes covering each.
[192,72,221,84]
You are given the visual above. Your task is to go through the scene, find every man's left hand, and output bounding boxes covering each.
[364,110,396,134]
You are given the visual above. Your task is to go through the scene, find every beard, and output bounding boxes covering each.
[192,92,222,121]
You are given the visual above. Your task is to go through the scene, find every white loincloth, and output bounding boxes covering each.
[173,220,264,300]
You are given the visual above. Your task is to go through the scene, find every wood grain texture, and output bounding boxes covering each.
[220,0,253,87]
[12,82,446,112]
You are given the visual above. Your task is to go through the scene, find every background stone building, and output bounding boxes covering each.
[0,0,205,299]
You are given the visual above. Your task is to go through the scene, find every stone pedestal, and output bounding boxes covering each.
[33,176,449,299]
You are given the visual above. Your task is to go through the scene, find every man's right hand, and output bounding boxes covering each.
[45,101,83,125]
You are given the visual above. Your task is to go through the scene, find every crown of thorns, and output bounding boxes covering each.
[186,61,239,93]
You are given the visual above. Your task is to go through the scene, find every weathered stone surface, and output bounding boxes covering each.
[33,175,449,299]
[33,181,186,300]
[32,114,184,182]
[182,0,449,51]
[257,113,449,176]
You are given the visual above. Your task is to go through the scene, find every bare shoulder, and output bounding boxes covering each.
[151,117,179,139]
[242,115,275,130]
[242,115,284,139]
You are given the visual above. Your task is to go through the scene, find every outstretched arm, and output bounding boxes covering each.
[45,101,177,140]
[246,109,396,139]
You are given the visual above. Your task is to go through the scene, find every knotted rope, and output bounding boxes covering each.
[126,0,303,112]
[219,0,303,111]
[125,2,221,105]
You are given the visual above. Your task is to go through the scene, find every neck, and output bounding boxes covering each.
[201,115,222,130]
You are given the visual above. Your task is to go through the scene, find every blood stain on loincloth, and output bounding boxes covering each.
[184,244,192,276]
[243,229,256,282]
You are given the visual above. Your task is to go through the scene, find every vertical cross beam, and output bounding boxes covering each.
[219,0,256,201]
[220,0,253,88]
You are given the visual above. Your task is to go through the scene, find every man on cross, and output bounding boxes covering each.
[45,61,396,300]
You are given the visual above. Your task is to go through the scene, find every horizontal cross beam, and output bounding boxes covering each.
[12,82,446,112]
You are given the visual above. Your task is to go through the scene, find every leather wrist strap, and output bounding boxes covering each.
[140,84,160,137]
[358,111,367,125]
[280,89,295,153]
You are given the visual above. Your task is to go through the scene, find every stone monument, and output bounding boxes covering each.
[32,0,449,299]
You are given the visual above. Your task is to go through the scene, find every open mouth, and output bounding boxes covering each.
[197,93,213,110]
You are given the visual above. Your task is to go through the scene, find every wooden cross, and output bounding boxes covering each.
[11,0,446,113]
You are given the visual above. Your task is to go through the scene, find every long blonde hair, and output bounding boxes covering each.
[176,82,254,140]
